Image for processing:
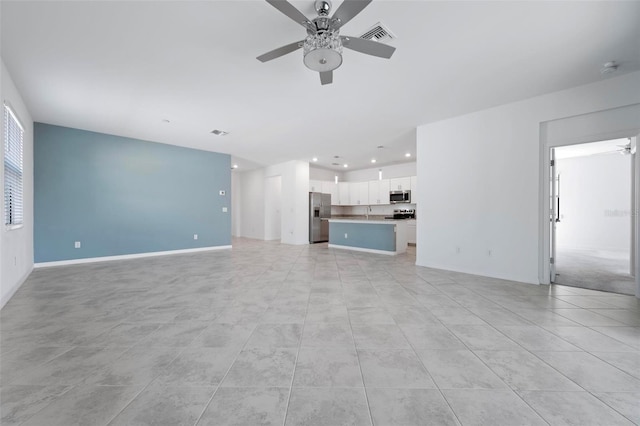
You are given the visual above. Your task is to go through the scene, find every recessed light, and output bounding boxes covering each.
[405,153,411,158]
[377,145,384,149]
[371,159,376,163]
[343,164,348,168]
[211,129,229,136]
[232,164,238,169]
[333,155,340,159]
[312,157,318,162]
[331,162,340,166]
[161,119,170,123]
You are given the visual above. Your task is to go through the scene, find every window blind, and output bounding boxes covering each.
[4,104,24,226]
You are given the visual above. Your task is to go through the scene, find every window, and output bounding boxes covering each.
[4,104,24,226]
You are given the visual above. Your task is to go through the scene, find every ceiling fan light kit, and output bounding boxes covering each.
[303,31,343,72]
[258,0,396,85]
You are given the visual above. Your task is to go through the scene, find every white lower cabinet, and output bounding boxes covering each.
[406,219,416,244]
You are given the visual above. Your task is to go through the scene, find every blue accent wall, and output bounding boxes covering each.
[329,222,396,252]
[34,123,231,262]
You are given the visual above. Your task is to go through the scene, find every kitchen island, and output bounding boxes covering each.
[328,219,408,255]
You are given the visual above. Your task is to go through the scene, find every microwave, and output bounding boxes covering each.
[390,190,411,204]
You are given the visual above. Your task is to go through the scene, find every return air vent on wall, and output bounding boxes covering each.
[359,22,395,43]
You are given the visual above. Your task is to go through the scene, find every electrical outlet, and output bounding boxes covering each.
[75,241,81,248]
[344,233,348,239]
[194,234,198,240]
[222,207,228,213]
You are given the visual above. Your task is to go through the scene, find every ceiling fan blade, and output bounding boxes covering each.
[265,0,311,28]
[320,71,333,85]
[257,40,304,62]
[331,0,372,29]
[341,36,396,59]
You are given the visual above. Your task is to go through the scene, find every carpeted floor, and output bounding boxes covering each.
[555,247,636,295]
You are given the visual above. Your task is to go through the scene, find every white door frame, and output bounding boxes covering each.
[539,103,640,298]
[550,148,557,282]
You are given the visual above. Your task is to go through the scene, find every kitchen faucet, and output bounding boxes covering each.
[366,205,372,220]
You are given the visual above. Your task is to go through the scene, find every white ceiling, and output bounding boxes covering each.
[2,1,639,171]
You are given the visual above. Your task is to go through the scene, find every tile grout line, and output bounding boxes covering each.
[340,267,375,426]
[403,275,560,425]
[589,390,640,424]
[281,249,311,426]
[192,321,259,425]
[103,318,219,425]
[394,281,469,426]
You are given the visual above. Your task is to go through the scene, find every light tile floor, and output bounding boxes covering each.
[1,238,639,425]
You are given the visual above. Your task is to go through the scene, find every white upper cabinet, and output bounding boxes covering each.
[389,177,411,191]
[337,182,351,205]
[410,176,418,205]
[309,179,322,192]
[350,182,369,205]
[368,179,390,205]
[321,181,338,201]
[318,175,415,206]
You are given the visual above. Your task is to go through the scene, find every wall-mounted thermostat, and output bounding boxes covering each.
[219,190,226,196]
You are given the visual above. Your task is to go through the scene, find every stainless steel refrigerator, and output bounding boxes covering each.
[309,192,331,243]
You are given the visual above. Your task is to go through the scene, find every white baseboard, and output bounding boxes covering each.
[328,244,398,256]
[34,245,232,268]
[1,267,33,309]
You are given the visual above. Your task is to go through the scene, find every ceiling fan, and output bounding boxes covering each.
[257,0,396,85]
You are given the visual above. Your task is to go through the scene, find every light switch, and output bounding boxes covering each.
[222,207,228,212]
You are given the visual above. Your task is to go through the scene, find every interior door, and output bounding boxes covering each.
[550,148,557,282]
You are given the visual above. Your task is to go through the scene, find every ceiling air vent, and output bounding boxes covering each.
[359,22,395,43]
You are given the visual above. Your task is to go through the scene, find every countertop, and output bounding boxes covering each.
[329,215,415,223]
[328,218,408,225]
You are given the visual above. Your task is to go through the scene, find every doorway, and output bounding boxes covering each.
[264,175,282,241]
[550,139,635,295]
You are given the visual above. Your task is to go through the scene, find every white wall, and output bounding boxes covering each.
[343,162,416,182]
[1,60,34,308]
[265,161,309,245]
[310,166,343,181]
[236,160,309,245]
[264,175,282,241]
[417,71,640,284]
[557,153,631,252]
